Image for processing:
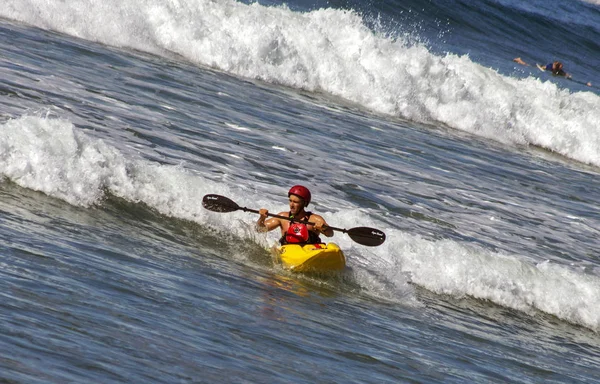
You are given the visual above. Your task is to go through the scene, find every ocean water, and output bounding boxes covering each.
[1,0,600,382]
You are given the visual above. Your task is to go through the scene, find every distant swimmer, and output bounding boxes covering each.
[513,57,570,77]
[513,57,592,87]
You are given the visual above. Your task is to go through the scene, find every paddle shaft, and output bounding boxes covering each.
[241,206,348,234]
[202,194,386,246]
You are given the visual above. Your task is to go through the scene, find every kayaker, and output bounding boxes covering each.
[514,57,571,77]
[513,57,591,86]
[256,185,334,244]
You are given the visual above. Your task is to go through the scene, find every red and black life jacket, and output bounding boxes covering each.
[279,211,322,245]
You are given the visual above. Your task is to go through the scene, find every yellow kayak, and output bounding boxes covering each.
[272,243,346,273]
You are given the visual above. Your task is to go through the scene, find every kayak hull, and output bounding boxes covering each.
[273,243,346,273]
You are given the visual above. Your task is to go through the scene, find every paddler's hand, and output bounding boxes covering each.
[313,219,323,231]
[256,208,268,232]
[313,218,332,237]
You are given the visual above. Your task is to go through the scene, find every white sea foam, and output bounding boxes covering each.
[376,230,600,331]
[2,0,600,166]
[0,116,213,220]
[2,115,599,330]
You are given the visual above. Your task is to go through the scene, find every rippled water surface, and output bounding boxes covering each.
[1,0,600,382]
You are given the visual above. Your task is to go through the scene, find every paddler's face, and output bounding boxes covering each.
[289,195,305,215]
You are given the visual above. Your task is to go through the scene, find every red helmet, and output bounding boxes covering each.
[288,185,311,205]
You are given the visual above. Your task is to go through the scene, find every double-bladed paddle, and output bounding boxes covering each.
[202,194,386,246]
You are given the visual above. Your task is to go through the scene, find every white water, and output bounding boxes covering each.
[3,0,600,166]
[2,115,600,331]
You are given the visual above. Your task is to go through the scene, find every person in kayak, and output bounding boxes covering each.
[513,57,571,77]
[256,185,334,245]
[543,60,569,77]
[513,57,591,87]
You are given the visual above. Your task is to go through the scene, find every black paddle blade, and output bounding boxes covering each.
[202,194,240,213]
[347,227,386,246]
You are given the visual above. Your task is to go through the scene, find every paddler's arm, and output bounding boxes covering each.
[513,57,528,66]
[256,208,280,232]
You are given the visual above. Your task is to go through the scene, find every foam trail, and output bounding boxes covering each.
[3,0,600,166]
[377,231,600,331]
[0,116,216,221]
